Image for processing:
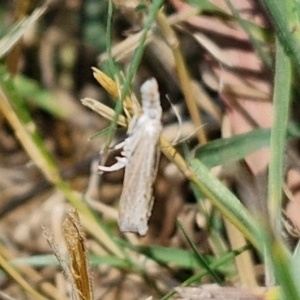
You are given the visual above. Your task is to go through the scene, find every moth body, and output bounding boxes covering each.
[99,78,162,235]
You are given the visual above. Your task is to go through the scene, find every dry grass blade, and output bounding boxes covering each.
[0,6,47,58]
[81,97,127,127]
[92,67,121,99]
[63,210,93,300]
[223,218,258,287]
[0,242,67,300]
[193,33,233,67]
[155,9,207,144]
[0,84,60,183]
[0,253,46,300]
[99,31,153,63]
[92,67,135,117]
[221,118,257,287]
[190,80,222,122]
[0,291,17,300]
[99,7,200,63]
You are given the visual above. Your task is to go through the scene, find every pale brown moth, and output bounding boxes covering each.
[43,210,93,300]
[62,210,93,300]
[99,78,162,235]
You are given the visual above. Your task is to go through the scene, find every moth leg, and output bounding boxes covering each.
[98,156,128,172]
[127,115,139,134]
[153,147,161,177]
[114,140,125,150]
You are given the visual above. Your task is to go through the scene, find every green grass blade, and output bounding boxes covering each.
[195,128,270,168]
[268,38,291,236]
[187,0,228,13]
[121,0,164,91]
[291,240,300,283]
[102,0,124,152]
[261,0,300,74]
[194,122,300,169]
[103,0,164,152]
[13,74,66,118]
[190,159,261,250]
[260,225,300,300]
[160,245,248,300]
[177,220,223,284]
[88,126,111,140]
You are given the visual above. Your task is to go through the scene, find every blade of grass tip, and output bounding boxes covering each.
[92,68,121,100]
[91,68,137,119]
[177,219,223,284]
[225,0,272,68]
[160,245,249,300]
[81,97,127,127]
[268,38,291,237]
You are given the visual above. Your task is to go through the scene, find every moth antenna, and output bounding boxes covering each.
[175,124,206,144]
[165,95,206,145]
[165,95,183,145]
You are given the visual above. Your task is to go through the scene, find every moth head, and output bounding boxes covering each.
[140,78,162,119]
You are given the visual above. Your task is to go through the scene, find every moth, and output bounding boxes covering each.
[63,210,93,300]
[43,210,93,300]
[99,78,162,235]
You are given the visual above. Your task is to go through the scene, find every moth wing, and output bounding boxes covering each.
[118,120,161,235]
